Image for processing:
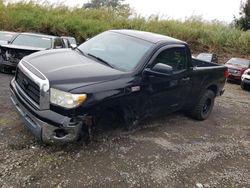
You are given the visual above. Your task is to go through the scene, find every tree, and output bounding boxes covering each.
[234,0,250,30]
[83,0,131,18]
[83,0,126,9]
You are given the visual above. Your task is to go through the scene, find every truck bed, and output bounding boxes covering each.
[192,58,220,67]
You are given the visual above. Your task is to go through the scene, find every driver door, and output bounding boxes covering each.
[143,45,192,114]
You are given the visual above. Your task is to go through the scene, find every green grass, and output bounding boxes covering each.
[0,1,249,54]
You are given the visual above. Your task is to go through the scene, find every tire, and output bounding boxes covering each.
[95,110,121,131]
[0,66,12,74]
[189,90,215,121]
[241,82,246,90]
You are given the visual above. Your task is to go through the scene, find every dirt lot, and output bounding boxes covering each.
[0,73,249,188]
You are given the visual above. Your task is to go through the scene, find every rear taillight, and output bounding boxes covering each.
[225,68,229,78]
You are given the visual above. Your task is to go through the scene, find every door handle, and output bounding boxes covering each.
[182,77,190,81]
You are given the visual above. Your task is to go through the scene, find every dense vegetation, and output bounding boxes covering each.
[234,0,250,31]
[0,0,250,54]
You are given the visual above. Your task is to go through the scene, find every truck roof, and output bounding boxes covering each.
[111,29,186,44]
[61,36,76,39]
[18,32,58,39]
[0,31,17,35]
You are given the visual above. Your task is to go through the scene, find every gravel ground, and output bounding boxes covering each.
[0,73,249,188]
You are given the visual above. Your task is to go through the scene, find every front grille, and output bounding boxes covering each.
[228,68,240,74]
[2,49,32,64]
[16,68,40,105]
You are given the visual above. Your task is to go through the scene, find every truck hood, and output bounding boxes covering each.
[0,44,46,51]
[22,49,126,91]
[225,63,247,71]
[0,40,7,46]
[1,44,45,64]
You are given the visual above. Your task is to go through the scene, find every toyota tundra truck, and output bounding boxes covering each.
[10,30,228,143]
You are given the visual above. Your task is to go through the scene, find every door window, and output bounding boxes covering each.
[153,47,187,72]
[54,38,64,49]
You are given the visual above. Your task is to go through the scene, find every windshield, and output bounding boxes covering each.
[12,34,52,48]
[78,32,153,71]
[226,58,250,68]
[196,53,212,62]
[0,32,15,41]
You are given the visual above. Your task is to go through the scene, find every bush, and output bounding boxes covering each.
[0,1,249,54]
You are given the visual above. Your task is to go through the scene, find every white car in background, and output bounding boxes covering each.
[241,68,250,90]
[61,36,77,48]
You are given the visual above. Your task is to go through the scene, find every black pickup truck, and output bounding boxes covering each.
[10,30,228,143]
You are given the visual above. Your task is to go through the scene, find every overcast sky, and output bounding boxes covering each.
[8,0,243,22]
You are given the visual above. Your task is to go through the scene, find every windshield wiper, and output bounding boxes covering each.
[74,48,114,69]
[87,53,114,68]
[74,47,87,56]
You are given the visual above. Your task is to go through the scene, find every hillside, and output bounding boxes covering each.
[0,1,250,57]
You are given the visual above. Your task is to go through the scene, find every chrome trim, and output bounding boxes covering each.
[17,60,50,110]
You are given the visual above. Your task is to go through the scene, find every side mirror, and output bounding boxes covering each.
[152,63,173,75]
[143,63,173,77]
[7,41,11,44]
[70,44,77,48]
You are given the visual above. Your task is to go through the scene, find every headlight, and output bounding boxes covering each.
[243,70,248,75]
[242,70,248,80]
[50,88,87,109]
[236,70,241,74]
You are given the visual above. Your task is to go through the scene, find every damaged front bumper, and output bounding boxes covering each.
[10,80,85,144]
[0,60,17,70]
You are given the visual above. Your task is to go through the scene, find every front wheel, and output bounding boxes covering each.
[189,90,215,120]
[0,66,12,74]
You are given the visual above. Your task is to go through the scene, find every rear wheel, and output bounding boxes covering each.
[189,90,215,120]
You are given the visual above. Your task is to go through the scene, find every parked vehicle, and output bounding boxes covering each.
[0,33,66,73]
[0,31,18,69]
[61,36,77,48]
[196,53,218,63]
[0,31,17,46]
[10,30,228,143]
[241,69,250,90]
[225,58,250,82]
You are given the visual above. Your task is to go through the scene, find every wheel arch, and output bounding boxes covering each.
[206,84,218,96]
